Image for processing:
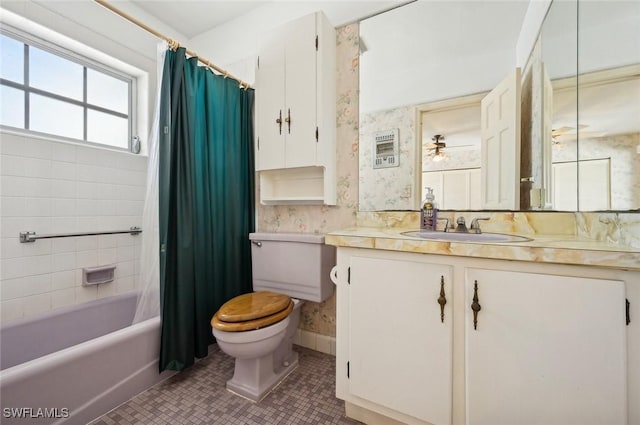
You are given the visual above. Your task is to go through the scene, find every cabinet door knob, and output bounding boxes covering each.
[437,275,447,323]
[276,110,283,134]
[471,280,482,330]
[284,108,291,134]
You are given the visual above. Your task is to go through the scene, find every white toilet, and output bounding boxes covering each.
[211,232,335,402]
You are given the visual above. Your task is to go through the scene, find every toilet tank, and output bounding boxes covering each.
[249,232,335,303]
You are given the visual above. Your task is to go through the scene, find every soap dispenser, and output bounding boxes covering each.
[421,187,438,230]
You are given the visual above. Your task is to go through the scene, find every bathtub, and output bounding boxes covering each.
[0,292,174,425]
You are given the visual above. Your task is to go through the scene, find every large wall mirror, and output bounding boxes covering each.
[358,0,640,212]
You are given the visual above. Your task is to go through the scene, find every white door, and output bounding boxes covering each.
[442,169,471,210]
[578,158,611,210]
[283,13,318,168]
[553,159,610,211]
[349,255,453,425]
[422,171,444,207]
[552,161,578,210]
[256,26,286,170]
[465,268,627,425]
[468,168,482,209]
[423,168,482,210]
[481,68,521,209]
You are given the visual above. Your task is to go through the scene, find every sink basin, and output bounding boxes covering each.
[401,230,532,243]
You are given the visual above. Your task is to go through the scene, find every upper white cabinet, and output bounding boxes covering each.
[255,12,336,205]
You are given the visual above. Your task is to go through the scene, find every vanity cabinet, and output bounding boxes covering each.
[255,12,336,205]
[465,268,626,425]
[346,252,453,425]
[335,247,634,425]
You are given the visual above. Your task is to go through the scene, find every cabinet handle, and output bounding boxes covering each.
[471,280,482,330]
[284,108,291,134]
[276,110,282,134]
[437,275,446,323]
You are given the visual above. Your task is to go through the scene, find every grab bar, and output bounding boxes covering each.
[19,227,142,243]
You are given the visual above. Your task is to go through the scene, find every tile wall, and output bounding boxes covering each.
[0,132,147,325]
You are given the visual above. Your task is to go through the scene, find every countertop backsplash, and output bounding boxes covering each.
[356,210,640,249]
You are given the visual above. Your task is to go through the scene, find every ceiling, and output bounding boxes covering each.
[130,1,269,39]
[129,0,410,39]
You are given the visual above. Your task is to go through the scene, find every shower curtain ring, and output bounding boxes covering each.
[167,38,180,51]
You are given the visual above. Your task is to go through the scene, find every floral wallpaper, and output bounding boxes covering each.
[359,105,417,211]
[256,23,360,337]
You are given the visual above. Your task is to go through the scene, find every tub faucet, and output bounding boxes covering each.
[470,217,490,234]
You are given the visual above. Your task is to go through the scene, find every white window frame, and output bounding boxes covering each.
[0,25,137,152]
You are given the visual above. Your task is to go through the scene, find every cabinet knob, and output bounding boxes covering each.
[437,275,447,323]
[471,280,482,330]
[276,110,283,134]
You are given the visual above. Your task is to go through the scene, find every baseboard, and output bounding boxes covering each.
[292,329,336,356]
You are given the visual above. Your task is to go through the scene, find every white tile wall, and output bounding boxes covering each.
[0,132,147,325]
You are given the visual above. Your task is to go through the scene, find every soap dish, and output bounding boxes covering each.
[83,265,116,286]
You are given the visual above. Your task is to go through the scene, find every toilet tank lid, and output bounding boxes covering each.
[249,232,325,244]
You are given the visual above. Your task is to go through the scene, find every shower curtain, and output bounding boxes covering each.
[133,42,165,325]
[153,47,255,372]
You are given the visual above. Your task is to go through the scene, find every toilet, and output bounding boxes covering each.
[211,232,335,401]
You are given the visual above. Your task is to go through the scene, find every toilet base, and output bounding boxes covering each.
[226,351,299,402]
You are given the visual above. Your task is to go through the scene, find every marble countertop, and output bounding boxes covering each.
[326,226,640,271]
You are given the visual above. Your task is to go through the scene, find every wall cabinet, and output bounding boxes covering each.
[255,12,336,205]
[335,247,635,425]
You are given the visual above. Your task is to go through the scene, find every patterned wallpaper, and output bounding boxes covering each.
[256,23,360,337]
[359,105,417,211]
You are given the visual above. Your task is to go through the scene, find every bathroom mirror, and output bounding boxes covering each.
[358,0,640,212]
[540,0,640,211]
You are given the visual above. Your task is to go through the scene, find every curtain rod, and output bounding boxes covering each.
[93,0,251,89]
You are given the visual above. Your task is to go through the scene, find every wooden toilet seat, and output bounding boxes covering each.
[211,291,293,332]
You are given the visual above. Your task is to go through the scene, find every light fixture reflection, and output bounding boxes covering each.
[430,134,446,162]
[432,146,445,162]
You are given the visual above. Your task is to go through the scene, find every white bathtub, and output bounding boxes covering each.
[0,292,174,425]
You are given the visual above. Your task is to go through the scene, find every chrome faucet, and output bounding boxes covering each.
[454,217,468,233]
[470,217,490,234]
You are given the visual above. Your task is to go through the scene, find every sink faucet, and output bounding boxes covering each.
[454,217,468,233]
[470,217,490,234]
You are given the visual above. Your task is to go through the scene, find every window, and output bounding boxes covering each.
[0,29,134,151]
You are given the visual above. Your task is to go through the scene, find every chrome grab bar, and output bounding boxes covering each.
[19,227,142,243]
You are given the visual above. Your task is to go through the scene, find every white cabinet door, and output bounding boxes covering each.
[256,13,318,170]
[465,268,627,425]
[256,26,286,170]
[283,13,317,168]
[349,255,453,425]
[481,68,521,210]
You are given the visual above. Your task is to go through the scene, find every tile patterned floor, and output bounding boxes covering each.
[90,345,361,425]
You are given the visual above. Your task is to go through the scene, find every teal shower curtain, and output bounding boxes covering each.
[158,48,255,372]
